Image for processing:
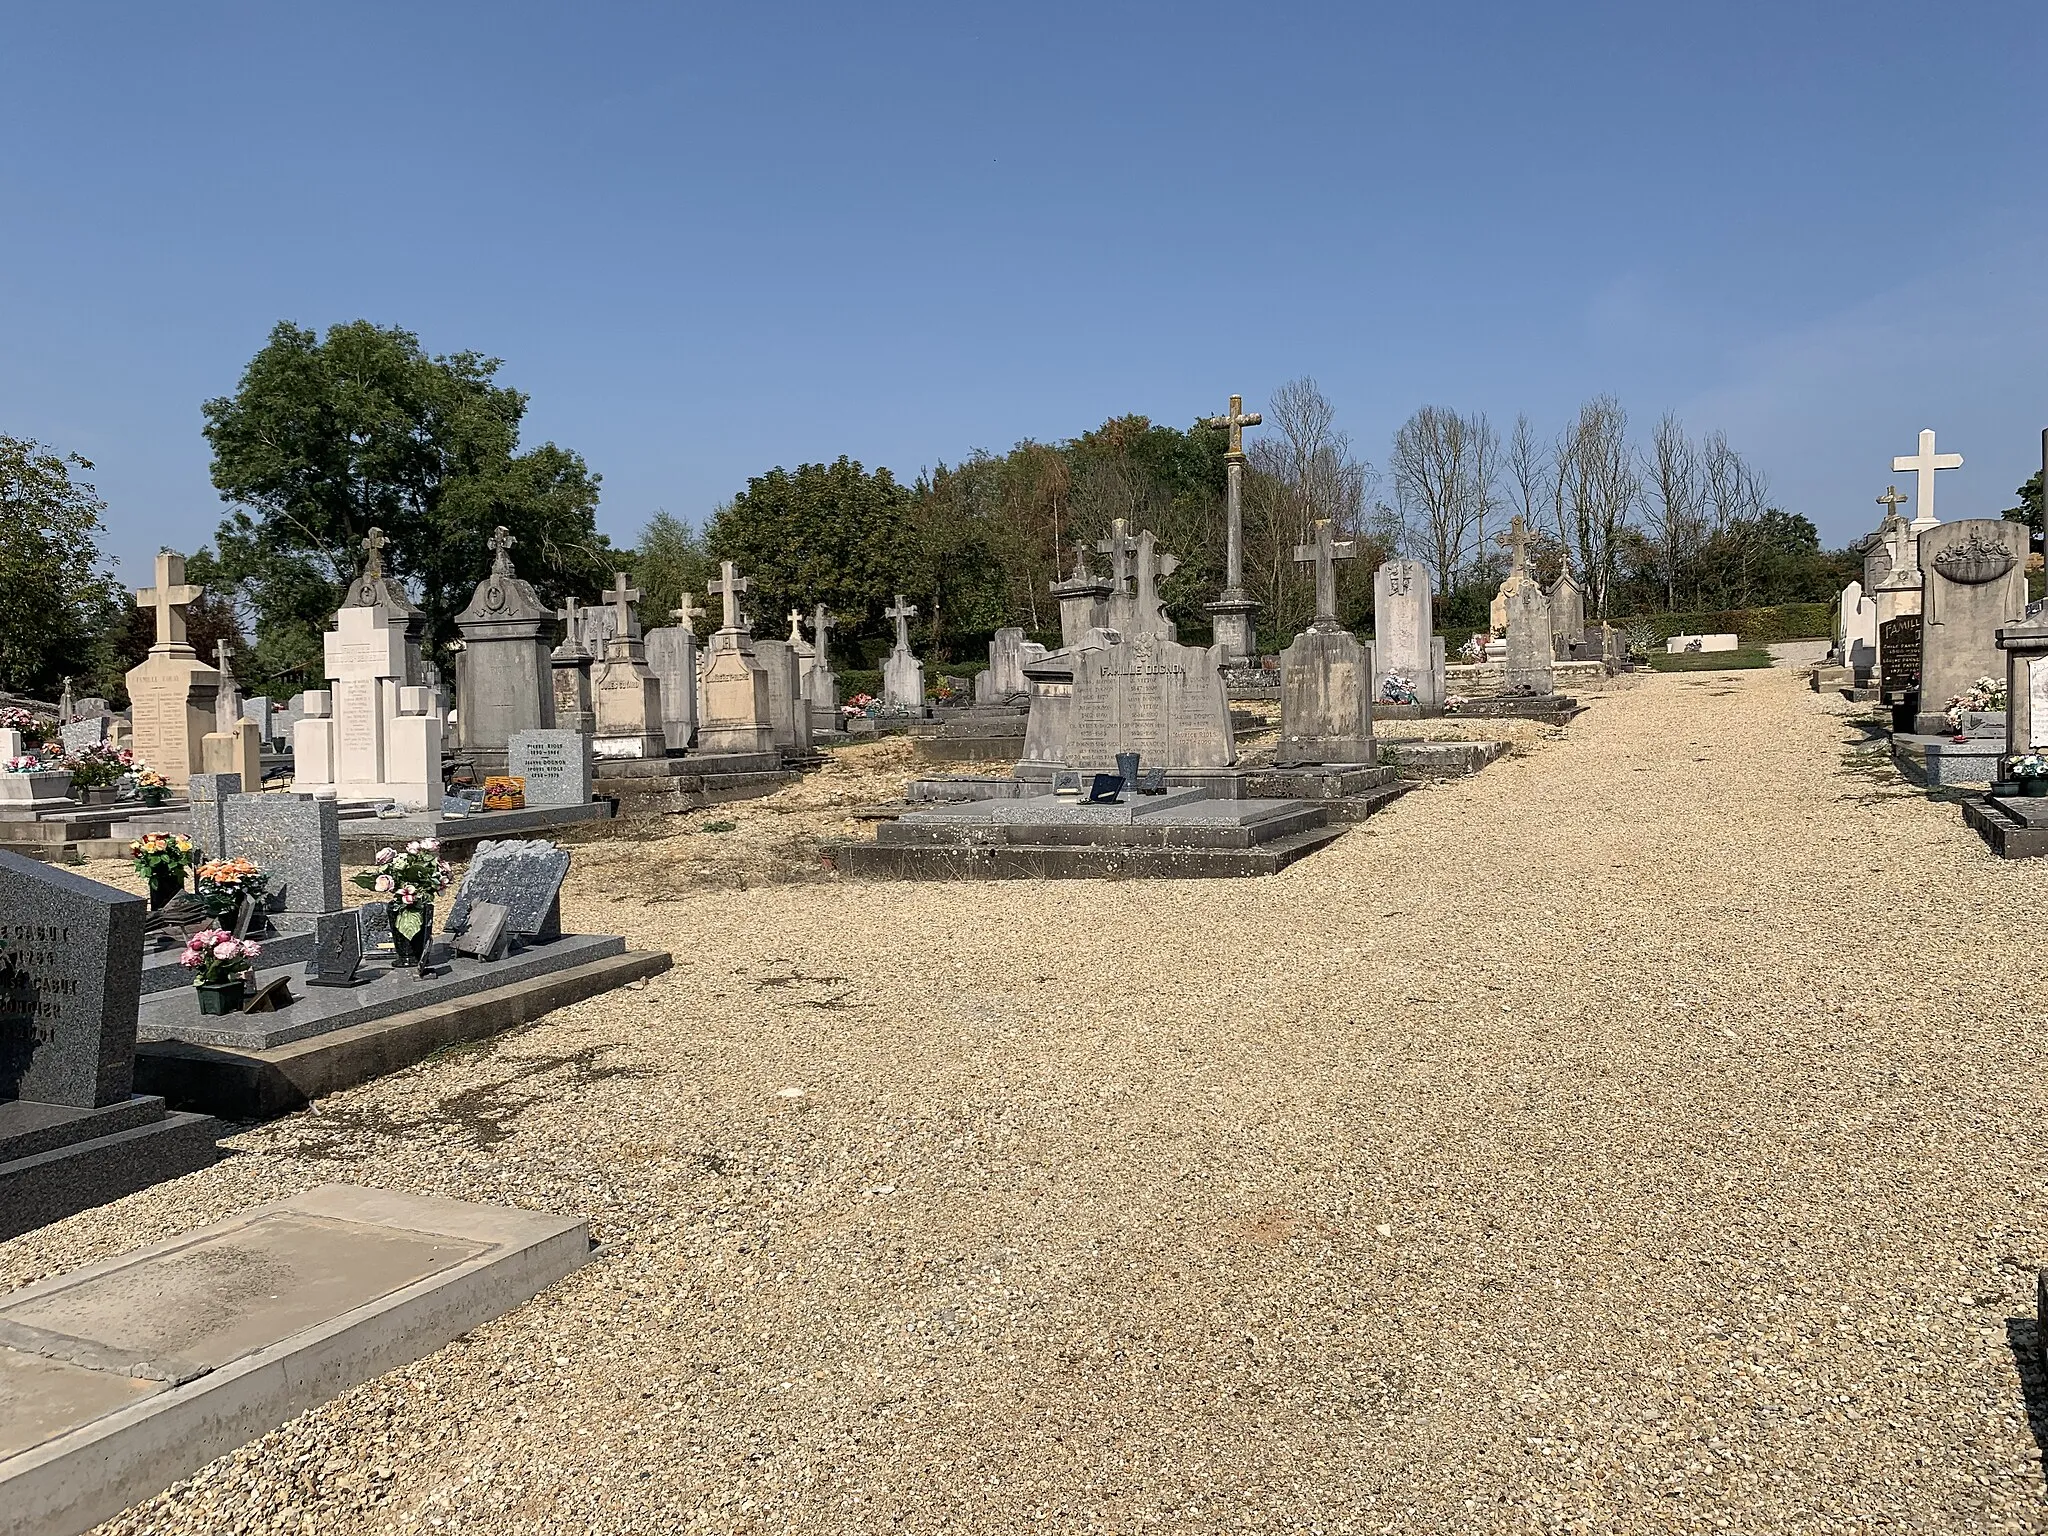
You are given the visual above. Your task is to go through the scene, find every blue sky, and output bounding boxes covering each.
[3,2,2043,587]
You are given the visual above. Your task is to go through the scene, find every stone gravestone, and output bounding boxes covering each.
[124,551,221,791]
[1372,558,1444,711]
[1840,580,1880,679]
[453,527,556,767]
[1913,519,2029,733]
[1504,579,1556,697]
[308,532,440,806]
[644,592,705,754]
[60,716,110,755]
[446,839,570,940]
[185,772,241,859]
[1065,633,1235,773]
[696,562,775,755]
[224,793,343,914]
[1546,573,1587,661]
[803,605,841,729]
[977,629,1031,704]
[202,640,264,790]
[305,908,364,987]
[0,849,145,1108]
[1278,520,1374,765]
[290,691,334,794]
[753,638,811,753]
[507,728,593,808]
[1879,614,1923,701]
[880,594,927,712]
[1050,544,1114,649]
[242,696,275,748]
[589,573,667,759]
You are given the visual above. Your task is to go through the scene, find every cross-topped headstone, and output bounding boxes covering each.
[1496,514,1533,576]
[1132,531,1180,635]
[1293,519,1359,626]
[671,592,706,632]
[1204,393,1262,456]
[137,550,203,650]
[811,603,837,652]
[787,608,805,643]
[1892,429,1962,531]
[1876,485,1909,520]
[885,594,918,655]
[361,526,390,579]
[1096,518,1139,594]
[709,560,750,632]
[604,571,640,624]
[487,525,517,574]
[58,675,75,721]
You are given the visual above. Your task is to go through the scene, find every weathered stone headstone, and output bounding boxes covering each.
[1504,579,1556,697]
[507,728,592,808]
[696,561,774,755]
[881,594,926,711]
[1050,545,1113,649]
[185,772,241,859]
[550,596,597,735]
[124,552,220,792]
[60,716,109,755]
[802,604,840,717]
[1279,520,1374,765]
[1913,518,2028,733]
[0,848,145,1109]
[976,629,1042,704]
[446,839,570,939]
[1546,573,1587,661]
[645,592,705,753]
[589,573,667,759]
[1372,558,1444,711]
[1066,633,1235,772]
[224,793,342,914]
[201,640,264,790]
[753,638,812,753]
[242,696,275,747]
[453,527,556,764]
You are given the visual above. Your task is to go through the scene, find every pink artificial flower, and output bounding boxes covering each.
[212,941,238,960]
[374,873,395,893]
[177,951,201,968]
[240,940,262,959]
[421,838,439,851]
[376,847,395,864]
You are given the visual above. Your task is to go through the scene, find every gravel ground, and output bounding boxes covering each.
[10,666,2048,1533]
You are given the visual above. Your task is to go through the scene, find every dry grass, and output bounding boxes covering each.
[17,667,2048,1534]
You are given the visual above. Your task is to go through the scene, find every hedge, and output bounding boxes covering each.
[1612,602,1835,646]
[1644,648,1776,673]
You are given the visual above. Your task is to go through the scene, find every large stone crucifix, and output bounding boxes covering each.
[1497,514,1533,576]
[604,571,642,636]
[885,593,918,655]
[1203,392,1263,660]
[1293,519,1358,628]
[1096,518,1139,594]
[1875,485,1909,522]
[1892,429,1962,532]
[708,561,750,632]
[1205,392,1262,456]
[137,550,203,652]
[361,526,390,580]
[671,592,706,633]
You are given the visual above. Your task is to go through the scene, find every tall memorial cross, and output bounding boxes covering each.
[708,561,750,632]
[671,592,707,632]
[1293,518,1358,625]
[1204,393,1263,598]
[1892,429,1962,531]
[137,550,203,650]
[1096,518,1140,593]
[1203,393,1262,456]
[1497,513,1533,576]
[885,594,918,653]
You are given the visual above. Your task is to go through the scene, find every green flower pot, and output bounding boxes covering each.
[2022,778,2048,798]
[196,979,246,1016]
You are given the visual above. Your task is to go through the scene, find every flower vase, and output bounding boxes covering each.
[140,786,166,808]
[2023,778,2048,799]
[146,869,184,912]
[388,900,435,974]
[196,978,247,1016]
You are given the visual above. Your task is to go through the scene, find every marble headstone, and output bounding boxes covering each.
[506,729,592,808]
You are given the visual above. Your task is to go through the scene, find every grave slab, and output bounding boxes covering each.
[0,1185,589,1536]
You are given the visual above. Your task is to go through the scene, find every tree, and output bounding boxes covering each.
[630,511,717,633]
[1553,397,1638,618]
[204,320,610,681]
[0,438,126,700]
[1245,378,1388,636]
[705,458,914,655]
[1390,406,1495,595]
[2003,468,2044,557]
[1644,412,1703,612]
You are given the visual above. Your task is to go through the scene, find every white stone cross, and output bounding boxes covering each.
[1293,518,1358,625]
[1096,518,1139,593]
[671,592,706,633]
[709,561,750,632]
[885,593,918,654]
[1892,429,1962,532]
[787,608,806,642]
[1203,393,1262,457]
[137,550,203,649]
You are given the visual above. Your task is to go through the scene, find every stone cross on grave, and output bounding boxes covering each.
[1132,530,1179,633]
[487,525,517,575]
[1496,514,1533,576]
[1876,485,1909,522]
[885,594,918,654]
[788,608,805,643]
[1096,518,1139,594]
[361,526,390,579]
[1204,393,1262,457]
[811,603,837,658]
[556,594,584,643]
[671,592,706,633]
[604,572,641,639]
[213,640,243,730]
[709,561,750,632]
[1293,518,1358,628]
[1892,429,1963,532]
[137,550,203,651]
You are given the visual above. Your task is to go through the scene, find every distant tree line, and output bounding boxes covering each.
[3,320,1952,703]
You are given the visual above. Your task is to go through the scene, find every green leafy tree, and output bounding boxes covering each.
[630,511,717,631]
[705,459,913,658]
[203,320,611,679]
[0,438,127,699]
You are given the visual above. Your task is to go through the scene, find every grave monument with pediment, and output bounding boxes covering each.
[453,526,555,769]
[124,552,221,792]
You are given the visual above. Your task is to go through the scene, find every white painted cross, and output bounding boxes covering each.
[1891,429,1962,532]
[708,561,750,631]
[884,593,918,654]
[787,608,805,643]
[137,550,203,649]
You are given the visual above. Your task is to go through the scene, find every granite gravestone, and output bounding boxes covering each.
[1913,518,2030,734]
[1879,615,1923,700]
[305,909,364,987]
[446,840,570,940]
[223,793,343,914]
[185,772,241,860]
[506,729,592,808]
[0,848,146,1109]
[451,901,512,961]
[60,716,110,755]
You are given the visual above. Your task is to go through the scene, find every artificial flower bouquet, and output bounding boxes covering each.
[194,856,269,921]
[352,840,453,941]
[178,928,261,987]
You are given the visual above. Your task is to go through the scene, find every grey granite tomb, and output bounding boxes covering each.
[224,793,343,914]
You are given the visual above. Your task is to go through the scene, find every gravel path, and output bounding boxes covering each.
[10,668,2048,1533]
